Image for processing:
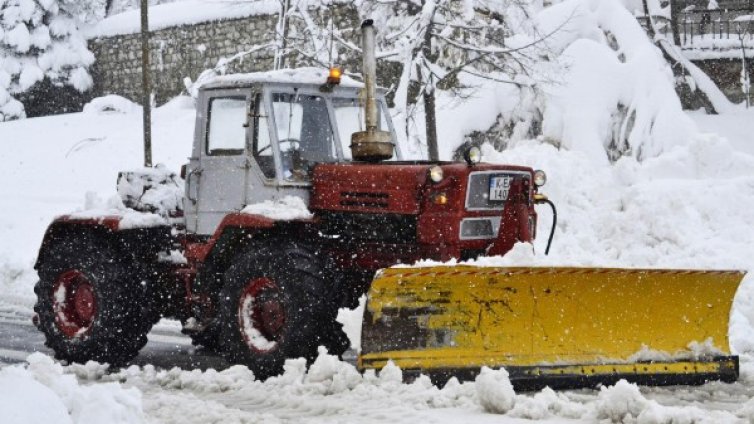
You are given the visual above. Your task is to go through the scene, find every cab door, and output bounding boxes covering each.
[191,91,251,235]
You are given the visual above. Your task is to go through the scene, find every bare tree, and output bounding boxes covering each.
[669,0,682,45]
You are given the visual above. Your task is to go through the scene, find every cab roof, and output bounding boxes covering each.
[199,67,366,91]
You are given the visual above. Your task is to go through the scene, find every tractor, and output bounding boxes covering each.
[33,21,742,388]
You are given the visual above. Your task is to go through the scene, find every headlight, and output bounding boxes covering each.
[463,146,482,165]
[533,170,547,187]
[429,165,444,183]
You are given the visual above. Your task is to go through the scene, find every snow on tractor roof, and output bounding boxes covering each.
[200,67,365,90]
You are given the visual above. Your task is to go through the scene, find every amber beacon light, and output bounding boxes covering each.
[327,67,342,85]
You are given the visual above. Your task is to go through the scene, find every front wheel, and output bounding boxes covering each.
[216,240,348,379]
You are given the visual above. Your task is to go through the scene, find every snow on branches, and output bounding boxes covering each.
[0,0,103,121]
[359,0,552,158]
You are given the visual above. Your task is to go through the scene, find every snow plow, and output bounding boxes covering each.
[31,20,744,389]
[359,266,743,389]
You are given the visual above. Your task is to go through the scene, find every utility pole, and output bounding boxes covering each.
[141,0,153,167]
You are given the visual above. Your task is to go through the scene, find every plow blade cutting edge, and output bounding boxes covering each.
[358,266,745,390]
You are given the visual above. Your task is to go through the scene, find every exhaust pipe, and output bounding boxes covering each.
[351,19,394,162]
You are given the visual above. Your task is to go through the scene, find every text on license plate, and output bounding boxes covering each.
[489,176,512,201]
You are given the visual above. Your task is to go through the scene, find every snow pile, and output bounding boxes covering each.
[110,364,256,393]
[593,379,737,423]
[474,367,516,414]
[303,347,362,394]
[509,387,587,419]
[0,353,145,424]
[594,380,650,422]
[83,95,141,115]
[241,195,313,221]
[116,164,184,216]
[471,134,754,271]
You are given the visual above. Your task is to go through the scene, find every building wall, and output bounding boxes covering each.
[87,5,361,105]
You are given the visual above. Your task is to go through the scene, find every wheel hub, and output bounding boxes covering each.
[238,277,285,353]
[52,270,97,338]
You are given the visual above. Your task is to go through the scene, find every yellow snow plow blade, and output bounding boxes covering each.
[358,266,745,389]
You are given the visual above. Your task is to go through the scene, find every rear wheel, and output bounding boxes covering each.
[34,233,152,366]
[216,240,349,379]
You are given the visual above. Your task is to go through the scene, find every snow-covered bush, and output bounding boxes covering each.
[83,94,141,114]
[0,0,103,121]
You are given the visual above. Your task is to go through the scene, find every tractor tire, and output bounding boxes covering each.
[33,233,153,366]
[216,239,349,380]
[186,322,221,352]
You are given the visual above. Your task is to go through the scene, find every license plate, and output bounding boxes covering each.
[489,176,512,201]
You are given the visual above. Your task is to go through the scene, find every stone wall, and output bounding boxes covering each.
[87,4,361,105]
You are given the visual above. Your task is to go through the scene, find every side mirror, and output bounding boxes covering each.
[180,164,187,179]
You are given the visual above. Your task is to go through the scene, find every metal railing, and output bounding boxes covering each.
[637,8,754,48]
[679,8,753,45]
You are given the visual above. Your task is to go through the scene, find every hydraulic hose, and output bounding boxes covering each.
[541,199,557,255]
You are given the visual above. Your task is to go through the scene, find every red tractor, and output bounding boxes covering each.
[32,21,547,379]
[34,22,742,389]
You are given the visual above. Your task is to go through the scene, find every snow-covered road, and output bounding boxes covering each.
[0,307,235,371]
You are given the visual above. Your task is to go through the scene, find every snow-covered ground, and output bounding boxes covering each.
[2,94,754,422]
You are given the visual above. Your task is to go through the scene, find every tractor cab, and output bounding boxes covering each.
[184,68,402,235]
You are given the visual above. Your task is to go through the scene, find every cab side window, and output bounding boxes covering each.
[206,97,246,156]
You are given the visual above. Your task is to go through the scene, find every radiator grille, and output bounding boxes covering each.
[320,212,416,243]
[340,191,390,209]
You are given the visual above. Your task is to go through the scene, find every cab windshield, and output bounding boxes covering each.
[269,91,397,182]
[271,92,337,181]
